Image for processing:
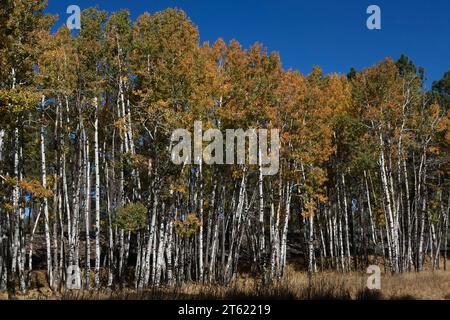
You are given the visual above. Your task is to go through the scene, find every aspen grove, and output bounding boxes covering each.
[0,1,449,294]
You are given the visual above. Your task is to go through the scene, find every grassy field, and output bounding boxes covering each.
[1,267,449,300]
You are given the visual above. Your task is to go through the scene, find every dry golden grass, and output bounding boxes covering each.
[1,266,449,300]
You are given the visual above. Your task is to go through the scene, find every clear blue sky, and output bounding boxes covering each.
[45,0,449,88]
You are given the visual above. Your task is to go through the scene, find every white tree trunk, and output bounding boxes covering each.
[258,145,266,280]
[84,129,91,289]
[198,161,204,282]
[94,97,101,288]
[40,97,53,289]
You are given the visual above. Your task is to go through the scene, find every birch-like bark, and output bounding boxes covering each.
[198,161,204,282]
[11,127,19,288]
[208,205,219,283]
[83,129,91,289]
[364,171,377,245]
[340,174,351,270]
[140,181,158,287]
[205,180,216,280]
[379,132,399,273]
[93,97,101,288]
[27,206,42,287]
[224,172,245,283]
[402,159,413,270]
[40,97,53,289]
[417,150,427,271]
[155,206,167,285]
[308,215,315,273]
[105,161,114,287]
[0,130,4,167]
[258,145,266,280]
[280,182,291,276]
[166,208,174,286]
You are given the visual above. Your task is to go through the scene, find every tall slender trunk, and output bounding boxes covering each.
[280,182,292,276]
[340,174,351,271]
[93,97,101,288]
[28,206,42,288]
[379,132,399,273]
[84,129,91,289]
[198,161,204,282]
[40,97,53,289]
[258,145,266,280]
